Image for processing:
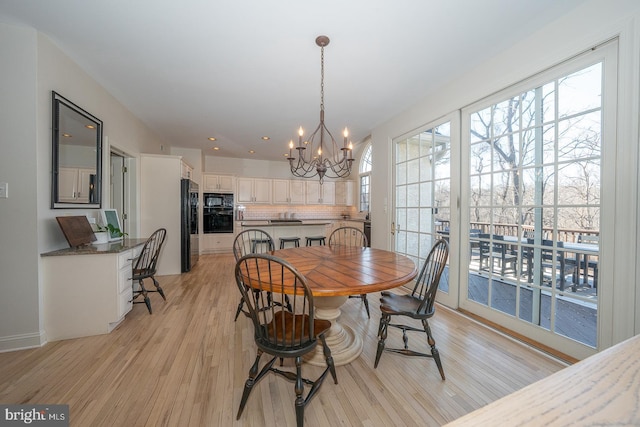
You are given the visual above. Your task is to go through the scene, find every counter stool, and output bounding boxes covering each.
[279,237,301,249]
[305,236,326,246]
[251,238,273,253]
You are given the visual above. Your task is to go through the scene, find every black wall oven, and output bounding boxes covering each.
[203,193,234,233]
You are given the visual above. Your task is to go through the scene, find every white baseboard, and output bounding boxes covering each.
[0,331,46,353]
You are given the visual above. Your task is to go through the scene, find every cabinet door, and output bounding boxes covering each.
[58,167,78,203]
[272,179,290,204]
[335,181,354,206]
[217,175,234,192]
[236,178,254,203]
[321,181,335,205]
[253,178,272,204]
[77,168,95,203]
[289,180,306,204]
[203,174,218,191]
[305,181,322,204]
[181,161,193,179]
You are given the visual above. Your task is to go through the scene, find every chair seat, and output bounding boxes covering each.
[263,310,331,345]
[380,293,432,318]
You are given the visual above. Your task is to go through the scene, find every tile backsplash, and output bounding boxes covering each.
[240,204,362,220]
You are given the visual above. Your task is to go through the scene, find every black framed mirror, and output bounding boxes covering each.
[51,91,103,209]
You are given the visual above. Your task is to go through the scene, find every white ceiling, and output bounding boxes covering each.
[0,0,588,162]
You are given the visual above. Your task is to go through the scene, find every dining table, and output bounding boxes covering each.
[269,245,418,366]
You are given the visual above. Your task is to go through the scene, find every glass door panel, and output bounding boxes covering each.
[394,121,453,300]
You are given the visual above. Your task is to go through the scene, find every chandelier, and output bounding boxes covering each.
[287,35,353,183]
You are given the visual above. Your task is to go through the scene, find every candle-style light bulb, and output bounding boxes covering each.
[343,127,349,147]
[348,141,353,159]
[288,140,294,158]
[318,146,322,156]
[298,127,304,146]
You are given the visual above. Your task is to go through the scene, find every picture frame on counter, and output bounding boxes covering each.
[101,209,124,241]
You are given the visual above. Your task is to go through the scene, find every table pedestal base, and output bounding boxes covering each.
[304,295,363,367]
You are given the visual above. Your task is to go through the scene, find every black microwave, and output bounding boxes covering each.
[204,193,233,208]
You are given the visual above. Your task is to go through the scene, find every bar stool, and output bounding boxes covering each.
[305,236,326,246]
[251,238,273,253]
[279,237,301,249]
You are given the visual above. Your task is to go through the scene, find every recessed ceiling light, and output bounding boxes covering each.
[261,136,270,140]
[85,124,95,129]
[208,137,217,141]
[62,133,72,137]
[212,147,220,151]
[248,150,255,154]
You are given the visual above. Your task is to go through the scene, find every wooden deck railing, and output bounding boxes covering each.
[436,221,599,243]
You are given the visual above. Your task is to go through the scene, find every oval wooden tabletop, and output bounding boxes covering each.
[270,246,418,297]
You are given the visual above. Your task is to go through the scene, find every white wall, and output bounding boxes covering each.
[0,22,170,351]
[0,24,40,350]
[369,0,640,348]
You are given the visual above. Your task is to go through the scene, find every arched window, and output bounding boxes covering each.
[359,143,372,212]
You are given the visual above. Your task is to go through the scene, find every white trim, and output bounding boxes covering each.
[0,331,46,353]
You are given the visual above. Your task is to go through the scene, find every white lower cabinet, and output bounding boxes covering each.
[42,241,144,341]
[201,233,235,254]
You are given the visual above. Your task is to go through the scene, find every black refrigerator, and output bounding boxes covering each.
[181,178,199,272]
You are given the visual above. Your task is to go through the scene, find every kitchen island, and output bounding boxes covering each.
[240,219,331,247]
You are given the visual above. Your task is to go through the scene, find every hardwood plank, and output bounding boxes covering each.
[0,254,565,426]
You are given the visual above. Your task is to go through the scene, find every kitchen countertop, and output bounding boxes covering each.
[41,238,147,256]
[240,220,332,227]
[240,218,368,227]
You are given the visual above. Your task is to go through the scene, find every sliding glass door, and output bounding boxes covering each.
[460,41,616,359]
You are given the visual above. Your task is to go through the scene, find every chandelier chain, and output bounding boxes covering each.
[320,45,325,112]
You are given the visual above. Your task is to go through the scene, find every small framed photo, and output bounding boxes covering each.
[101,209,123,241]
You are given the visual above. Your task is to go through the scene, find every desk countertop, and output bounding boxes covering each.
[41,238,147,257]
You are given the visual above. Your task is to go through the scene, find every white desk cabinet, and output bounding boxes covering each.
[42,239,145,341]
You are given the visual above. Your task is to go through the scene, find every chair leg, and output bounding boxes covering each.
[143,296,152,314]
[319,334,337,384]
[374,314,390,368]
[294,356,305,427]
[237,350,263,420]
[362,294,370,318]
[284,294,293,312]
[152,277,166,300]
[423,319,445,380]
[138,279,152,314]
[234,298,245,321]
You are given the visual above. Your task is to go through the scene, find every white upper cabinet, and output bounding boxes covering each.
[203,174,235,192]
[335,181,354,206]
[237,177,272,204]
[180,161,193,180]
[306,181,335,205]
[58,167,95,203]
[273,179,306,204]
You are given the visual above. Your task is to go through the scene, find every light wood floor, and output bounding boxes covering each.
[0,254,566,426]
